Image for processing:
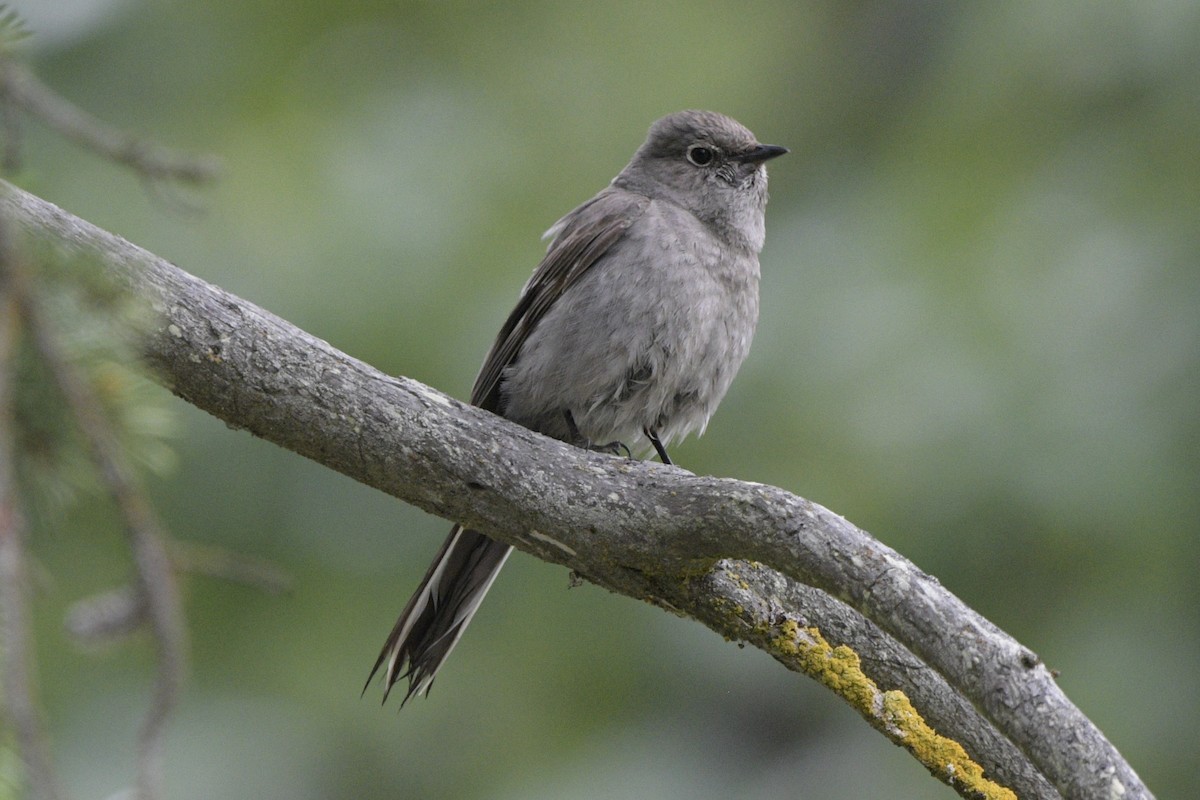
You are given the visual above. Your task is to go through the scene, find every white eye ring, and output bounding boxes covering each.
[686,144,716,167]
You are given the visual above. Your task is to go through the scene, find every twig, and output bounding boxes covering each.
[5,224,186,800]
[0,58,219,184]
[65,543,289,648]
[0,211,65,800]
[64,585,146,645]
[170,540,291,595]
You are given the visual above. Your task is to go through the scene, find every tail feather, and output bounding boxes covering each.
[366,525,512,704]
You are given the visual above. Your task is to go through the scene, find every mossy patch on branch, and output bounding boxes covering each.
[770,619,1016,800]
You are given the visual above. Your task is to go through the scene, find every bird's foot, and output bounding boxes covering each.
[589,439,632,459]
[562,410,632,458]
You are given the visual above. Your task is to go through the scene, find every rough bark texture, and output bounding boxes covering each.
[1,182,1151,800]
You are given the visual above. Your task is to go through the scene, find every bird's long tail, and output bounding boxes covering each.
[366,525,512,704]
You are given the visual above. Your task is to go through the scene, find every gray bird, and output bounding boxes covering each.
[368,110,786,703]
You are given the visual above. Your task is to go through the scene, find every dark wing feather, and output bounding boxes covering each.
[470,189,650,412]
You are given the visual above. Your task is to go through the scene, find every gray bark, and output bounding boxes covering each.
[1,182,1151,800]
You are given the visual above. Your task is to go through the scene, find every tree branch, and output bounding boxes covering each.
[0,59,219,184]
[0,181,1152,800]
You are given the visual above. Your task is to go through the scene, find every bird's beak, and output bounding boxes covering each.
[735,144,789,164]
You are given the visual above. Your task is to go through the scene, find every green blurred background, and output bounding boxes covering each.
[11,1,1199,797]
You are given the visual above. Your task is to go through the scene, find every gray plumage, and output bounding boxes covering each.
[367,110,786,703]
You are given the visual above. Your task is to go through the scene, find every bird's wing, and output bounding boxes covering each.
[362,190,649,702]
[469,189,650,411]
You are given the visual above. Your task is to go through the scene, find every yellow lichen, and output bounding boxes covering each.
[770,619,1016,800]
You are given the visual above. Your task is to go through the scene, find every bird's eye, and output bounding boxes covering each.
[686,145,715,167]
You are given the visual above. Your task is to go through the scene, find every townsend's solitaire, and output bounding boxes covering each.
[368,110,786,702]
